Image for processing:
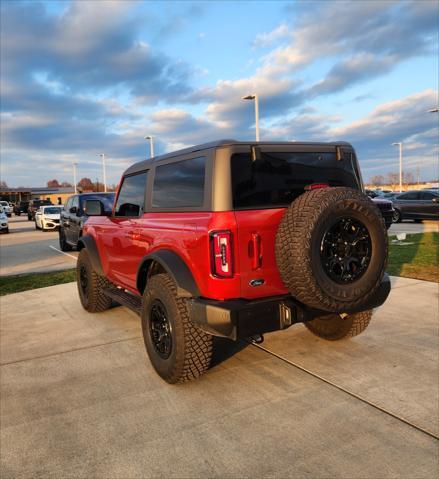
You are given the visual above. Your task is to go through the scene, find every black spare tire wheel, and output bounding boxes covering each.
[275,187,387,312]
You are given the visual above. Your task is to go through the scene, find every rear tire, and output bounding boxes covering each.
[305,310,373,340]
[76,249,112,313]
[141,274,213,384]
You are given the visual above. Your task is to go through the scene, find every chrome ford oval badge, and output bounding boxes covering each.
[249,279,265,287]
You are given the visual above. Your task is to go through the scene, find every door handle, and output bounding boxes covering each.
[250,233,262,269]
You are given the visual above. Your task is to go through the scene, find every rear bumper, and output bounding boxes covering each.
[188,274,391,340]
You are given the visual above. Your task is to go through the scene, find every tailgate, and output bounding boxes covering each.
[234,208,289,299]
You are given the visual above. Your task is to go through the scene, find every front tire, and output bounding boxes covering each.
[141,274,213,384]
[59,228,72,251]
[76,249,112,313]
[305,310,373,340]
[393,209,401,223]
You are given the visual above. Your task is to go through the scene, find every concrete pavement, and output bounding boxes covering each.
[388,220,438,235]
[1,277,438,478]
[0,216,78,276]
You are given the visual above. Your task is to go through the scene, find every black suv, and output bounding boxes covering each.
[59,192,115,250]
[13,201,29,216]
[27,199,52,221]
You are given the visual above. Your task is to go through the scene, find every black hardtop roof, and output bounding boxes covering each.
[124,139,353,176]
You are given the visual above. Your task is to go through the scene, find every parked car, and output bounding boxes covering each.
[13,201,29,216]
[35,205,64,231]
[372,198,395,229]
[27,199,52,221]
[75,140,390,383]
[59,192,115,250]
[0,201,12,217]
[392,189,439,222]
[0,206,9,233]
[382,192,400,200]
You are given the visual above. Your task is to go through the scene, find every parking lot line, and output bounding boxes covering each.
[250,341,439,441]
[49,245,77,260]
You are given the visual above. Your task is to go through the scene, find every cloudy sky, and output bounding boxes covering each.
[1,0,438,187]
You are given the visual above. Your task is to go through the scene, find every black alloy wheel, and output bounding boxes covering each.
[79,264,89,298]
[149,299,172,360]
[320,217,372,284]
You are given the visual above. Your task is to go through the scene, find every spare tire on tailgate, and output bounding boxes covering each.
[275,187,387,313]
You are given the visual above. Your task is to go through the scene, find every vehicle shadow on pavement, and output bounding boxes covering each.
[210,337,249,368]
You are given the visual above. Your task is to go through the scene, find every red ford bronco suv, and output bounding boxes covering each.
[77,140,390,383]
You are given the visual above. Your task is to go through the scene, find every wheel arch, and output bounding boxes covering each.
[76,235,103,275]
[137,250,200,298]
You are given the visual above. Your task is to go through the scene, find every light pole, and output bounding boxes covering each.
[145,135,154,158]
[73,163,78,194]
[392,142,403,192]
[100,154,107,192]
[242,94,260,141]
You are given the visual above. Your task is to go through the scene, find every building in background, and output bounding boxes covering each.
[0,187,76,205]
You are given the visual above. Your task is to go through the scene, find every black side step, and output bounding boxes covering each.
[104,287,142,315]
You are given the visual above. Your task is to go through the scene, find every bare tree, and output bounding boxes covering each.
[60,181,72,188]
[77,177,95,191]
[0,180,8,188]
[403,172,414,184]
[370,175,385,186]
[47,179,60,188]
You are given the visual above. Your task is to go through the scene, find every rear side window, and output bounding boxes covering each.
[231,151,359,209]
[152,157,206,208]
[421,192,437,200]
[398,192,420,200]
[114,171,148,217]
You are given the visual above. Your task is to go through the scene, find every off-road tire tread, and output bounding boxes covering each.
[77,249,112,313]
[305,310,373,340]
[275,187,387,312]
[143,274,212,384]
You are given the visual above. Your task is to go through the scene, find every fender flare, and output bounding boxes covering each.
[137,250,200,298]
[77,235,103,276]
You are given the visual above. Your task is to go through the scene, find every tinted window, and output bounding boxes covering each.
[152,157,206,208]
[398,192,420,200]
[231,151,359,209]
[81,193,115,213]
[115,171,148,217]
[72,196,79,209]
[421,192,437,200]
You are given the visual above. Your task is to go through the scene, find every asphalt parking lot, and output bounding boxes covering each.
[1,215,437,277]
[0,216,78,276]
[1,276,438,478]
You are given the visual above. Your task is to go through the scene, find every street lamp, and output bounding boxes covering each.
[391,142,403,193]
[242,94,260,141]
[145,135,154,158]
[100,154,107,192]
[428,108,439,113]
[73,163,78,194]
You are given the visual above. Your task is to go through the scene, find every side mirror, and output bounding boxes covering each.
[69,206,78,214]
[84,200,105,216]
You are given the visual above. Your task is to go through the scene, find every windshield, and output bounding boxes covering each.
[231,151,360,209]
[44,207,63,214]
[0,202,8,206]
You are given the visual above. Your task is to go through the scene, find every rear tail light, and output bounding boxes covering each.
[210,231,233,278]
[305,183,329,191]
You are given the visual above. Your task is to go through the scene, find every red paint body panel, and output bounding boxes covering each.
[84,207,289,301]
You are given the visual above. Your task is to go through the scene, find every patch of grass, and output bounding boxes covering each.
[0,269,76,296]
[388,232,439,282]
